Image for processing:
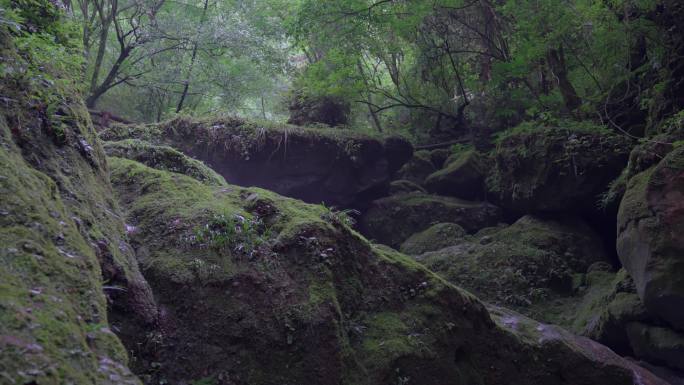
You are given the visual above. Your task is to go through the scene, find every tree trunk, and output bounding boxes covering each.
[89,22,110,95]
[546,45,582,112]
[356,60,383,132]
[86,46,132,108]
[176,0,209,113]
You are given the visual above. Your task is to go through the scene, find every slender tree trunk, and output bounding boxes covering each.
[86,46,132,107]
[356,60,383,132]
[547,44,582,112]
[89,22,111,95]
[260,94,267,119]
[176,0,209,113]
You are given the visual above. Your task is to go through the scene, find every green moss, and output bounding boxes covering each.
[617,166,655,230]
[359,312,417,371]
[104,139,227,186]
[419,215,609,322]
[486,125,632,212]
[108,157,342,287]
[0,119,136,383]
[400,223,466,255]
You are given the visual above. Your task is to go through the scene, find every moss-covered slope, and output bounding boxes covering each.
[108,157,667,385]
[0,19,156,383]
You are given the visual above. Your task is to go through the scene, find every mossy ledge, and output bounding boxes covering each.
[100,116,413,207]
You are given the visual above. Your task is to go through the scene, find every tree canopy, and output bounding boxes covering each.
[3,0,682,140]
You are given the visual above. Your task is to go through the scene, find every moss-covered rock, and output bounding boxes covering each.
[617,146,684,328]
[389,179,427,195]
[100,116,412,208]
[425,150,487,200]
[108,158,669,385]
[568,269,650,354]
[418,215,610,320]
[0,28,152,384]
[626,322,684,371]
[428,148,451,169]
[487,126,632,212]
[103,139,226,186]
[394,150,436,185]
[400,223,466,255]
[359,192,503,248]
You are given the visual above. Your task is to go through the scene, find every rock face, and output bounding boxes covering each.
[419,215,610,316]
[100,117,412,208]
[487,127,632,212]
[425,150,487,200]
[571,269,650,355]
[617,146,684,328]
[107,157,670,385]
[360,192,503,248]
[0,30,154,383]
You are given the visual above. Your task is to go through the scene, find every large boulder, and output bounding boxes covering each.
[100,117,412,208]
[487,126,632,212]
[394,150,436,184]
[419,215,611,317]
[107,157,670,385]
[359,192,503,248]
[569,268,684,372]
[425,150,487,200]
[617,145,684,328]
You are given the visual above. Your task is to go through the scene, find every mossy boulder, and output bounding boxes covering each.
[566,268,684,372]
[400,223,466,255]
[487,126,632,212]
[418,215,610,318]
[108,158,669,385]
[617,146,684,328]
[425,150,487,200]
[394,150,436,185]
[429,148,451,169]
[389,179,427,195]
[100,116,412,208]
[103,139,226,186]
[626,323,684,371]
[569,269,650,354]
[359,192,503,248]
